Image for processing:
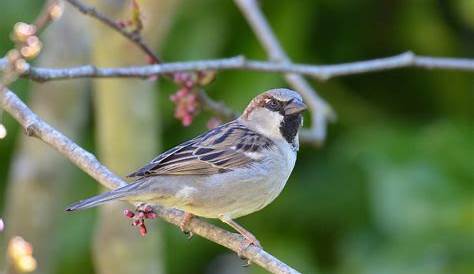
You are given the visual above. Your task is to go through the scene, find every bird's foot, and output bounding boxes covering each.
[124,204,157,236]
[179,212,194,239]
[218,215,261,265]
[237,232,261,266]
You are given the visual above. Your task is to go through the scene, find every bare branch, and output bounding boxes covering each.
[62,0,238,130]
[2,52,472,83]
[1,1,471,272]
[0,87,301,274]
[59,0,473,145]
[234,0,335,145]
[64,0,160,64]
[1,51,472,142]
[197,89,238,120]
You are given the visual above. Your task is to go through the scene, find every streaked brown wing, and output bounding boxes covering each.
[127,121,274,177]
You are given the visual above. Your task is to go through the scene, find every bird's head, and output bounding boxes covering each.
[240,88,307,147]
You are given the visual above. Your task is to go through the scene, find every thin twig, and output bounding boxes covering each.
[1,1,470,272]
[65,0,160,63]
[61,0,474,145]
[0,87,300,274]
[1,1,301,272]
[234,0,335,145]
[1,51,473,137]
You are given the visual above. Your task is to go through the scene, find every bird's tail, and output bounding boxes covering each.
[65,181,146,211]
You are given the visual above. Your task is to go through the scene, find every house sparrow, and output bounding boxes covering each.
[66,88,306,252]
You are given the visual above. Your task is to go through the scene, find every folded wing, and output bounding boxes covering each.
[127,121,274,177]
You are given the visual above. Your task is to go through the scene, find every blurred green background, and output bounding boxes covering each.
[0,1,473,274]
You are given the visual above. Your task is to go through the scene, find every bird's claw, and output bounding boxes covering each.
[179,212,194,239]
[237,234,261,265]
[124,204,157,236]
[240,257,251,267]
[183,230,193,239]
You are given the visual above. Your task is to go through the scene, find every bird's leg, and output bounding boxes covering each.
[179,212,194,239]
[219,215,261,264]
[124,204,157,236]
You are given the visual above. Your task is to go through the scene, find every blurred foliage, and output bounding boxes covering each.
[0,0,473,274]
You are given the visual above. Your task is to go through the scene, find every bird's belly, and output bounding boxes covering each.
[179,177,285,219]
[141,148,296,219]
[172,159,292,219]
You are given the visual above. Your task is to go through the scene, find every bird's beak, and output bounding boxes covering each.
[284,100,307,115]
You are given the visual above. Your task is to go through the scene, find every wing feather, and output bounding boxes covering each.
[127,120,275,178]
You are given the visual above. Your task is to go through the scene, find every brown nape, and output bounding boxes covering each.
[242,94,272,119]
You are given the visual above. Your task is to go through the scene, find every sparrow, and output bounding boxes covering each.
[66,88,307,252]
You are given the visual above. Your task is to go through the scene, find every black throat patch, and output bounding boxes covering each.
[279,113,302,146]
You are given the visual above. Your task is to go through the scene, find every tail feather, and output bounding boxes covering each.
[65,181,146,211]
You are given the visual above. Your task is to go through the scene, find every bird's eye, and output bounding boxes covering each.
[266,99,280,111]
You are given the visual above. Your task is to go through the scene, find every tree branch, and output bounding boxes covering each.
[0,87,300,274]
[2,52,472,83]
[197,89,238,120]
[59,0,474,145]
[1,1,471,273]
[62,0,241,131]
[1,51,472,138]
[234,0,335,145]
